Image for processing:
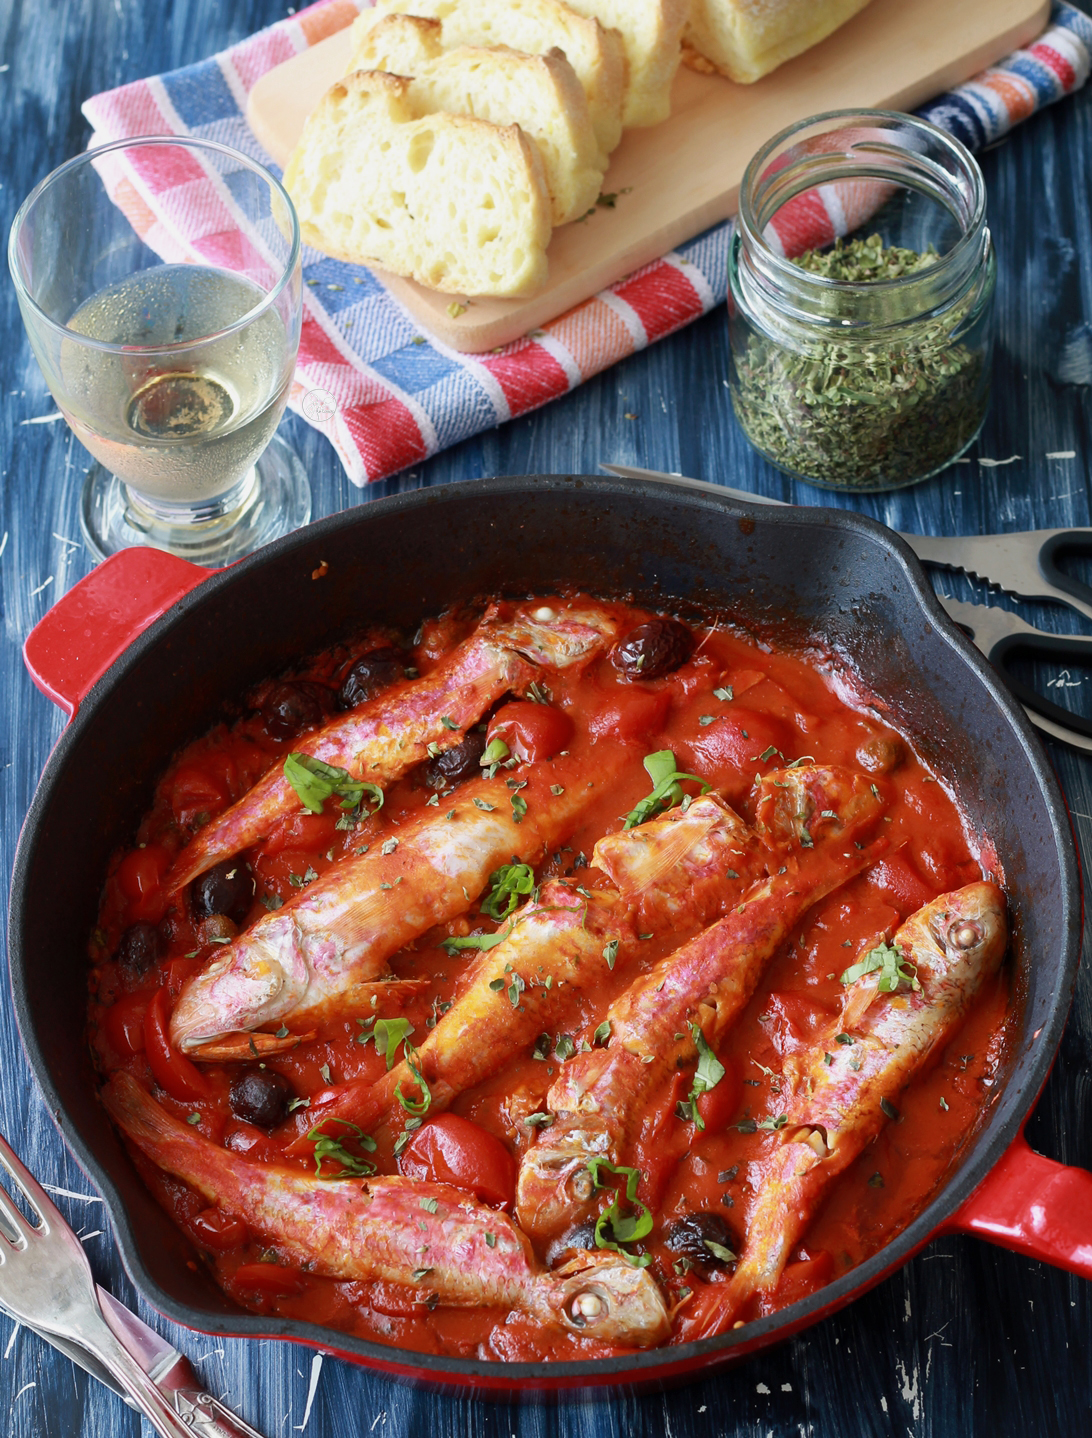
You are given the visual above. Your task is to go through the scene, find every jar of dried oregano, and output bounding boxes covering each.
[727,110,996,492]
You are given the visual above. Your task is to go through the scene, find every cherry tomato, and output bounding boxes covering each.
[104,992,148,1058]
[773,1251,835,1308]
[143,987,211,1102]
[398,1114,516,1209]
[115,844,171,924]
[262,810,341,857]
[188,1207,248,1251]
[866,853,936,916]
[764,992,834,1057]
[587,688,671,744]
[681,708,793,787]
[694,1055,744,1134]
[231,1262,307,1298]
[488,702,573,762]
[168,766,229,828]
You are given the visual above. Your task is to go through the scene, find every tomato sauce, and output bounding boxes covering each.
[87,596,1013,1363]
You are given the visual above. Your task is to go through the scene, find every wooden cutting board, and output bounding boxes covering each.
[247,0,1049,353]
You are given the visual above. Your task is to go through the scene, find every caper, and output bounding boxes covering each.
[610,619,694,680]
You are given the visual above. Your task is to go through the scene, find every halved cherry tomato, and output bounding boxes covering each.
[398,1113,516,1209]
[115,844,171,924]
[143,987,211,1102]
[231,1262,307,1298]
[773,1251,835,1308]
[680,707,793,785]
[866,853,935,916]
[188,1207,248,1251]
[694,1054,744,1134]
[587,688,671,744]
[262,810,340,857]
[104,992,148,1058]
[168,766,229,829]
[487,701,573,763]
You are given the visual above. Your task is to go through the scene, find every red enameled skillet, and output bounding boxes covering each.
[7,474,1091,1397]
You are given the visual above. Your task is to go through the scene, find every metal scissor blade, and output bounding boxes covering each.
[908,531,1092,625]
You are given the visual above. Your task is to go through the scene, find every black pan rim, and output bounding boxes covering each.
[7,473,1081,1388]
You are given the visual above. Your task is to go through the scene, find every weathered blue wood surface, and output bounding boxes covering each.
[3,1,1092,1433]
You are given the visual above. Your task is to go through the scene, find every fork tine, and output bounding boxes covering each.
[0,1130,64,1237]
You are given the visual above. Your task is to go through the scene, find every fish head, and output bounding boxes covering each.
[918,881,1008,978]
[755,765,885,850]
[481,601,620,671]
[544,1250,672,1347]
[515,1118,613,1243]
[169,919,311,1052]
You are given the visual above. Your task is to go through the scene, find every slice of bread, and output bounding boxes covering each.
[283,71,552,298]
[683,0,875,84]
[562,0,690,128]
[350,14,604,225]
[352,0,625,162]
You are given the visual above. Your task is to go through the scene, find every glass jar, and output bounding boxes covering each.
[727,109,996,493]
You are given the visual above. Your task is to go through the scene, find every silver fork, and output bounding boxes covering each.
[0,1131,198,1438]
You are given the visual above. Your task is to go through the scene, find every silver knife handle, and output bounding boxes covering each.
[63,1305,202,1438]
[165,1388,269,1438]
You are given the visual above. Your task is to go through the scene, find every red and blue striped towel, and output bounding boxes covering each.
[82,1,1092,486]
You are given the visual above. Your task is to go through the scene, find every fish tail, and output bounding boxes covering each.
[101,1072,223,1203]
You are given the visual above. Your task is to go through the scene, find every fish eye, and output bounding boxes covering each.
[948,921,982,951]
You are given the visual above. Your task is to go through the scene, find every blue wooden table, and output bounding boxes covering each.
[3,2,1092,1433]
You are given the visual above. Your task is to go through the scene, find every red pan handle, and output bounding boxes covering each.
[22,548,212,719]
[941,1128,1092,1277]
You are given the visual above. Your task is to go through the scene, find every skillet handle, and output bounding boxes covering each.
[22,548,212,719]
[941,1129,1092,1278]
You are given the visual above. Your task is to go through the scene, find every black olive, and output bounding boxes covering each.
[663,1212,739,1275]
[545,1220,599,1268]
[191,860,255,926]
[229,1069,293,1129]
[115,922,161,977]
[423,729,487,788]
[262,681,326,741]
[611,619,694,680]
[338,648,405,709]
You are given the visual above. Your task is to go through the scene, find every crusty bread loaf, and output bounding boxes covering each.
[563,0,690,128]
[683,0,875,84]
[350,14,604,225]
[352,0,625,162]
[283,71,552,298]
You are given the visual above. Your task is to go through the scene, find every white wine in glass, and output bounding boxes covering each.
[9,137,308,564]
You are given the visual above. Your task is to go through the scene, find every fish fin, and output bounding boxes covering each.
[101,1071,191,1148]
[187,1029,319,1062]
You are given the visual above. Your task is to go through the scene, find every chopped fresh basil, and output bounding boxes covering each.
[357,1017,415,1070]
[283,752,383,818]
[713,686,734,702]
[307,1118,377,1179]
[623,751,711,831]
[472,797,496,811]
[420,1196,439,1213]
[678,1023,726,1130]
[840,940,921,994]
[507,974,526,1008]
[442,923,514,956]
[835,1032,854,1045]
[440,716,459,731]
[485,1232,497,1248]
[511,793,528,824]
[553,1034,575,1061]
[482,862,535,920]
[593,1020,611,1046]
[426,793,439,807]
[757,1114,788,1131]
[704,1239,737,1263]
[585,1159,653,1268]
[395,1058,432,1116]
[602,939,619,971]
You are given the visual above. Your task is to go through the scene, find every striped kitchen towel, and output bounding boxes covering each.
[82,0,1092,486]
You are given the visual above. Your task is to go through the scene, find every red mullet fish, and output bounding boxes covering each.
[102,1072,671,1347]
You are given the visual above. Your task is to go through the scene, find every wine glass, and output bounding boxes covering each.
[8,135,309,565]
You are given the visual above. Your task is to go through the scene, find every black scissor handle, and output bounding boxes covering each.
[987,631,1092,740]
[1038,532,1092,618]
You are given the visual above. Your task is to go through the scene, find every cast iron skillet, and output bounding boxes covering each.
[8,474,1090,1397]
